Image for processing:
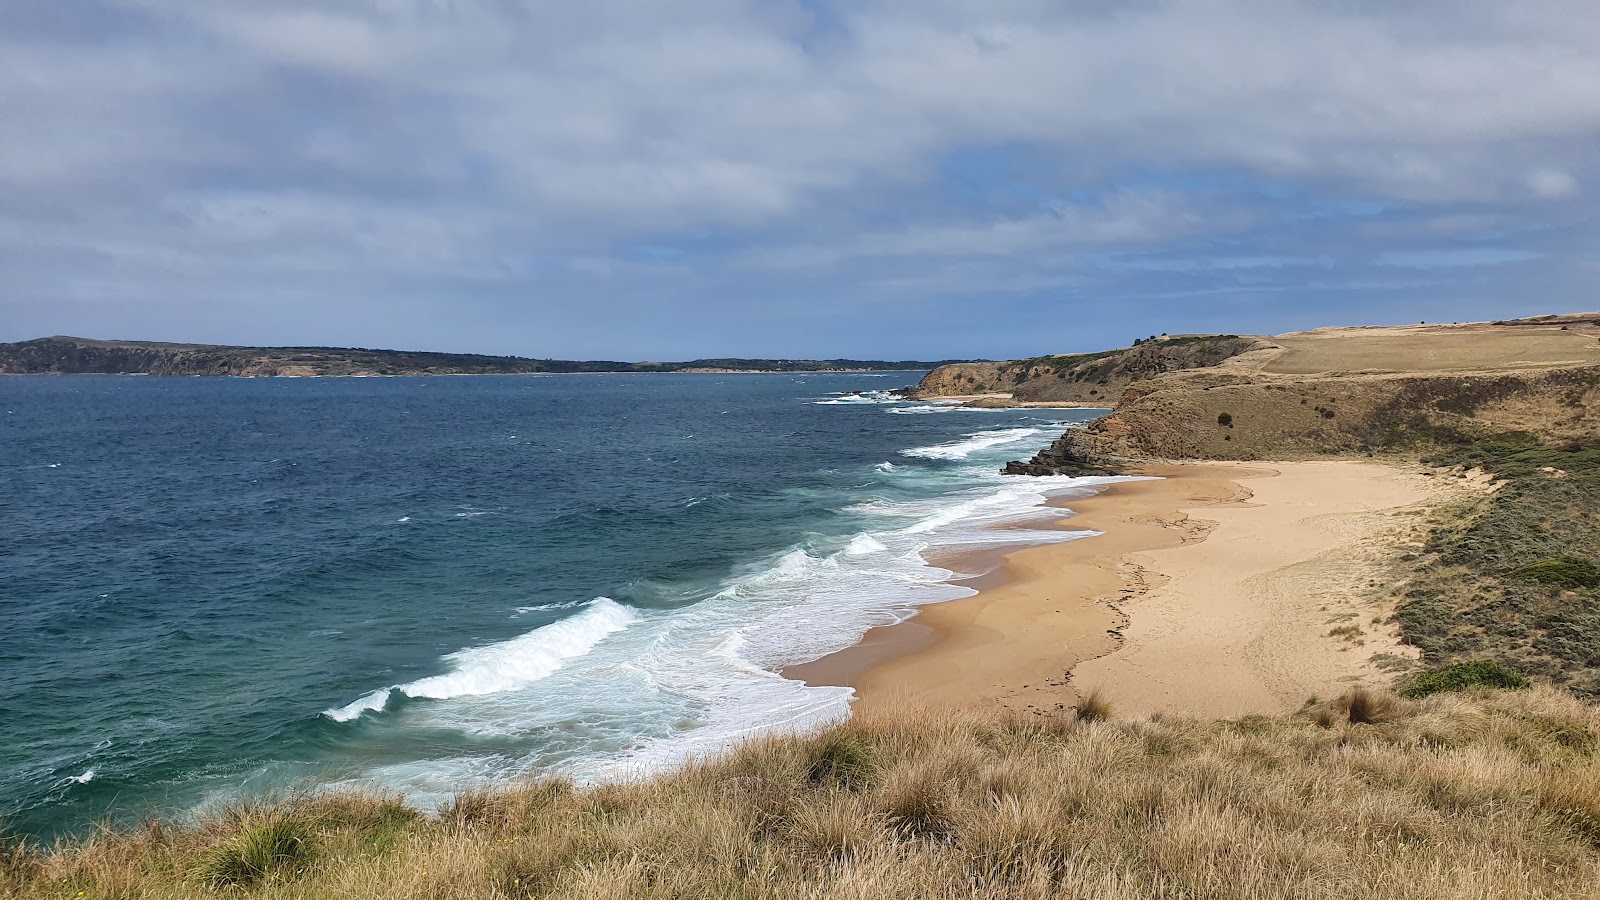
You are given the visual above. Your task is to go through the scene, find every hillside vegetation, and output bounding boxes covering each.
[0,337,966,377]
[1396,441,1600,699]
[5,685,1598,899]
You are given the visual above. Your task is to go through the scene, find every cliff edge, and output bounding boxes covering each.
[1001,314,1600,473]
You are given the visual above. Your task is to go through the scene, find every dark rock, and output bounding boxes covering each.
[1002,427,1125,477]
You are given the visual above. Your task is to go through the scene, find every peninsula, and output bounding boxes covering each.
[0,335,971,377]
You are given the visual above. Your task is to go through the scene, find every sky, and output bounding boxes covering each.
[2,1,1597,360]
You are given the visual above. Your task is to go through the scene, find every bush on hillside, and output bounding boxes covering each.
[1399,660,1531,699]
[1508,557,1600,589]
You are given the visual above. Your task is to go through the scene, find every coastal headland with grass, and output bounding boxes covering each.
[8,314,1600,898]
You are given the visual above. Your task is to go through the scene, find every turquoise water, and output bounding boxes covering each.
[0,374,1109,838]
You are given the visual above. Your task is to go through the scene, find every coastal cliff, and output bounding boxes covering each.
[0,336,968,377]
[1002,315,1600,469]
[911,334,1264,404]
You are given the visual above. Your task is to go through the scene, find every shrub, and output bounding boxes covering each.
[196,814,314,888]
[1508,557,1600,589]
[1217,412,1233,427]
[1399,660,1531,699]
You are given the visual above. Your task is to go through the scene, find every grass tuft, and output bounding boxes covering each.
[1343,688,1401,724]
[1075,688,1114,723]
[877,758,955,839]
[194,811,313,889]
[805,732,879,791]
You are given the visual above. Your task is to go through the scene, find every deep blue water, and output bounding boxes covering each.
[0,374,1106,838]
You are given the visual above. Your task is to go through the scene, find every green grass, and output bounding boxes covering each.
[1399,660,1532,699]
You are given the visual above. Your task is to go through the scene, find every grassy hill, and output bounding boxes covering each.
[5,684,1597,899]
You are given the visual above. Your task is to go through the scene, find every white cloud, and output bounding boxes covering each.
[1529,169,1579,198]
[2,1,1597,352]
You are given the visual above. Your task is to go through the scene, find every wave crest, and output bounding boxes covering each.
[323,598,638,721]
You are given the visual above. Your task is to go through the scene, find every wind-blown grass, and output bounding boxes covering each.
[5,685,1599,899]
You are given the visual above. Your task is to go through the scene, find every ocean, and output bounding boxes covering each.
[0,373,1112,839]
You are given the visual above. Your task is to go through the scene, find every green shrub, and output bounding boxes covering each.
[1508,557,1600,589]
[196,814,314,888]
[1399,660,1531,699]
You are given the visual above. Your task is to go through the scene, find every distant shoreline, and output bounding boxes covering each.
[0,369,928,378]
[0,335,974,378]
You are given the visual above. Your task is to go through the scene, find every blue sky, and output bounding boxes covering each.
[2,0,1596,359]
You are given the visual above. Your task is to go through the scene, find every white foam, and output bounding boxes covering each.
[811,390,903,405]
[901,427,1045,460]
[69,769,95,784]
[889,404,1107,415]
[402,598,636,700]
[324,689,394,723]
[844,534,889,555]
[324,598,637,720]
[317,446,1152,801]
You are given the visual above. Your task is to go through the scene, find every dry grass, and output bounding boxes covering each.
[5,687,1600,899]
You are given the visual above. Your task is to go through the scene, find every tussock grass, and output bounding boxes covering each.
[1075,687,1114,723]
[7,687,1600,899]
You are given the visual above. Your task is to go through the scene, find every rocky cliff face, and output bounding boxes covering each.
[908,362,1010,396]
[1015,364,1600,468]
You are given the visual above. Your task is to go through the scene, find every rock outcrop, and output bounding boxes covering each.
[1001,426,1125,477]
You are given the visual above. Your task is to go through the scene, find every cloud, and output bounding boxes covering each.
[1,1,1597,356]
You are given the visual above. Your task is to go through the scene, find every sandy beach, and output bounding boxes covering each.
[788,460,1458,719]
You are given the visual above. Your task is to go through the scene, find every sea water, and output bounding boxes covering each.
[0,374,1114,838]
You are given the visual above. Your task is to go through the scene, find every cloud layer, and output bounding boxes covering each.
[3,1,1596,356]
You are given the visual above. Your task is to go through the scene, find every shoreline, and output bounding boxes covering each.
[787,460,1456,719]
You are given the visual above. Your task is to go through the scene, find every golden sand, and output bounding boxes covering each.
[787,460,1454,718]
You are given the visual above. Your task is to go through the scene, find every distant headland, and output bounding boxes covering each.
[0,336,975,377]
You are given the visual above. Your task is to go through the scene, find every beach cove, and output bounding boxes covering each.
[792,460,1467,719]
